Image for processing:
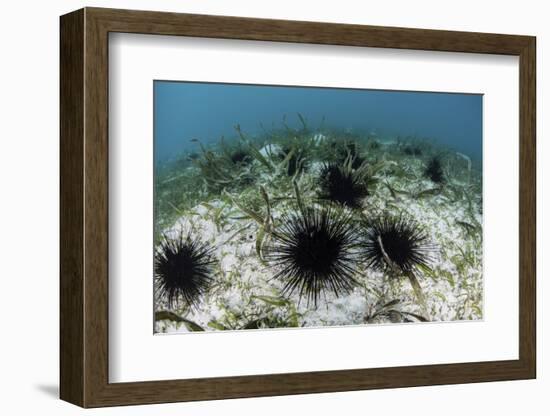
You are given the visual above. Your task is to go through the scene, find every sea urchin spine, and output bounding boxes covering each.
[424,156,444,184]
[155,232,216,309]
[265,206,360,307]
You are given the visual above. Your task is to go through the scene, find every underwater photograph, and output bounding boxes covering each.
[153,81,483,334]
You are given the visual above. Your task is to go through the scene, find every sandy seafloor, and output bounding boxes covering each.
[154,133,483,334]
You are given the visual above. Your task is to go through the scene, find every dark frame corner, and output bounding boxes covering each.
[60,7,536,408]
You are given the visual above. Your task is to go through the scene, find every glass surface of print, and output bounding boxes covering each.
[153,81,483,334]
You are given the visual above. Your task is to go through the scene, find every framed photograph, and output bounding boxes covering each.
[60,7,536,408]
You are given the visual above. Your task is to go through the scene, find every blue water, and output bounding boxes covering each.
[154,81,482,164]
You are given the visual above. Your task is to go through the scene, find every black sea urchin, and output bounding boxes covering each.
[155,232,216,309]
[265,207,359,306]
[360,215,433,274]
[424,156,444,184]
[318,163,368,208]
[230,149,251,165]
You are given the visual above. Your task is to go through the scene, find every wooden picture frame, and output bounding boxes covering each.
[60,7,536,408]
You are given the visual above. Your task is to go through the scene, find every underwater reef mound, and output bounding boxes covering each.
[265,206,360,307]
[318,163,368,208]
[424,156,445,184]
[155,232,216,309]
[360,215,434,274]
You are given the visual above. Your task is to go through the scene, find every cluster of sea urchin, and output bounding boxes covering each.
[265,206,360,307]
[155,232,216,309]
[265,207,435,307]
[318,163,368,209]
[360,215,433,274]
